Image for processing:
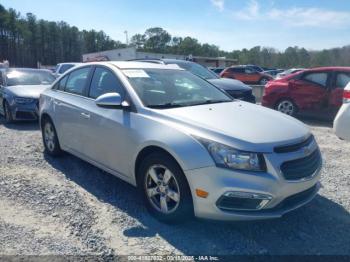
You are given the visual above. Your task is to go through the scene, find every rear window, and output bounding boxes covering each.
[6,69,55,86]
[336,72,350,89]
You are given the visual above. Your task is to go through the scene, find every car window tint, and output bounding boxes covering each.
[229,68,243,73]
[65,67,90,95]
[59,64,75,74]
[303,72,328,87]
[89,67,124,99]
[336,72,350,89]
[58,75,69,91]
[245,68,254,74]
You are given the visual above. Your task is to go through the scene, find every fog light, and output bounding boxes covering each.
[216,191,272,211]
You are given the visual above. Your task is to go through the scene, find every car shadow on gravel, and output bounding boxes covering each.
[45,153,350,255]
[0,117,40,131]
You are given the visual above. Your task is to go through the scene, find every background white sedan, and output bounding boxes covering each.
[334,82,350,140]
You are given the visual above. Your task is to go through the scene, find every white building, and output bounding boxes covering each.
[82,47,237,68]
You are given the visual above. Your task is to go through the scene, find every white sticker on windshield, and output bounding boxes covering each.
[123,69,150,78]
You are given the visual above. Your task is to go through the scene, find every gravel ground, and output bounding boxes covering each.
[0,117,349,257]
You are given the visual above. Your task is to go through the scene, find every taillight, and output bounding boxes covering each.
[344,90,350,103]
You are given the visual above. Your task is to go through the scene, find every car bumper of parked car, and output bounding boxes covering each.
[8,100,39,121]
[334,103,350,140]
[261,95,275,108]
[185,154,321,221]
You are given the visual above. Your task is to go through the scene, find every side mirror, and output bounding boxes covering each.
[95,92,129,109]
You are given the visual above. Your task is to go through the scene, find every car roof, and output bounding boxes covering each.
[162,59,193,64]
[83,61,184,70]
[306,66,350,72]
[129,58,193,66]
[58,62,81,65]
[230,65,249,68]
[6,68,52,73]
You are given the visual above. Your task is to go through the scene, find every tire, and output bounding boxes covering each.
[3,101,13,123]
[42,117,63,156]
[259,78,269,85]
[137,153,193,223]
[275,99,297,116]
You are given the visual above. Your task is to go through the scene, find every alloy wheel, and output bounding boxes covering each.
[44,121,56,152]
[145,164,181,214]
[260,78,269,85]
[277,100,295,115]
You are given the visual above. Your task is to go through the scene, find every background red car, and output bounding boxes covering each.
[262,67,350,119]
[220,65,273,85]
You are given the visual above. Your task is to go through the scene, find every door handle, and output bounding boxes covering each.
[80,112,90,119]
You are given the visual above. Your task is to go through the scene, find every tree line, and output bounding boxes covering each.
[0,4,126,67]
[132,27,350,68]
[1,4,349,68]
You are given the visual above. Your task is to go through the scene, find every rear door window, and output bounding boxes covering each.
[302,72,328,87]
[65,67,91,95]
[335,72,350,89]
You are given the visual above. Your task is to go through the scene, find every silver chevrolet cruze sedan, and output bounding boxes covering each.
[39,61,322,222]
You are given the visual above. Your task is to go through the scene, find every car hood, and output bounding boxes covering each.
[207,78,252,91]
[150,101,310,152]
[5,85,51,99]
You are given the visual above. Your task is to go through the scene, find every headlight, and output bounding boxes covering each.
[14,97,34,104]
[197,138,266,172]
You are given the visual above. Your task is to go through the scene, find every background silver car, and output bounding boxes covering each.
[39,62,322,222]
[0,68,55,122]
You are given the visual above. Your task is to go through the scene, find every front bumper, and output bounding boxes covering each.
[185,142,322,221]
[9,100,39,121]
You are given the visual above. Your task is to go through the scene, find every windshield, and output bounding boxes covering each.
[174,62,218,80]
[123,69,232,108]
[6,69,55,86]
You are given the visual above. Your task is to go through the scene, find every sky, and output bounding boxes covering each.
[2,0,350,52]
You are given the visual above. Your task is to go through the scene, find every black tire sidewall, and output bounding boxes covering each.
[137,153,193,223]
[42,118,62,156]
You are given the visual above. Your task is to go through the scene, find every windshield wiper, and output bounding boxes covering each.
[189,99,231,106]
[147,103,184,109]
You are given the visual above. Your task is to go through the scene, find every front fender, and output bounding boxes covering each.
[131,120,215,177]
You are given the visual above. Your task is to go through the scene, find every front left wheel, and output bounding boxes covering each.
[137,153,193,223]
[42,118,63,156]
